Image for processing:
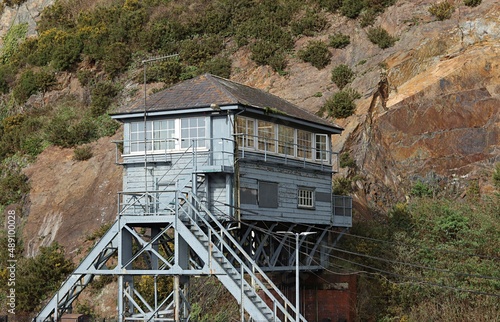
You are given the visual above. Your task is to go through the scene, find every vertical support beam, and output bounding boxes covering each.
[121,225,135,315]
[174,276,180,322]
[118,275,124,322]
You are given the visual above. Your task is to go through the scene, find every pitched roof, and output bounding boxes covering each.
[113,73,342,131]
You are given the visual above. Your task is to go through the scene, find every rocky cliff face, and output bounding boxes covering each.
[1,0,498,256]
[230,0,500,214]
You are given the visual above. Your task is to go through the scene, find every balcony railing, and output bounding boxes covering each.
[115,136,340,172]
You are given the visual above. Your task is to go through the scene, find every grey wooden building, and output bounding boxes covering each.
[35,74,352,322]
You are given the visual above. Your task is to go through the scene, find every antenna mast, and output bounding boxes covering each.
[142,54,179,211]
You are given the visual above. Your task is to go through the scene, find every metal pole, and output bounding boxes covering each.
[295,233,299,322]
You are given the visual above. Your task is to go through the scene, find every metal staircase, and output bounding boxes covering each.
[35,176,305,322]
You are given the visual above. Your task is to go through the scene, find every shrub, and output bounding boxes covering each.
[73,145,93,161]
[202,56,232,79]
[331,64,355,90]
[102,42,131,76]
[12,69,56,103]
[291,9,328,36]
[428,1,455,21]
[463,0,481,7]
[0,162,29,205]
[90,81,120,116]
[297,40,332,69]
[339,152,356,169]
[321,88,360,118]
[144,60,183,85]
[179,35,224,67]
[411,180,434,198]
[250,40,282,67]
[340,0,365,18]
[0,64,15,94]
[50,32,83,71]
[0,23,28,64]
[332,177,353,195]
[359,7,377,27]
[314,0,343,12]
[16,242,74,313]
[367,26,397,49]
[328,33,350,49]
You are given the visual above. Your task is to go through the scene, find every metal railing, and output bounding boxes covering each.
[178,191,307,322]
[115,135,340,172]
[236,133,339,172]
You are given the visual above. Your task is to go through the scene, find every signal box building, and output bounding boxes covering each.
[35,74,352,322]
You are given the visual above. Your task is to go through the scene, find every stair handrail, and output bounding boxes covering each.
[178,192,307,322]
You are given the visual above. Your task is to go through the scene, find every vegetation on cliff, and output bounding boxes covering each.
[0,0,497,320]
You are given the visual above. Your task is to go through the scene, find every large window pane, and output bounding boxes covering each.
[181,117,206,148]
[257,120,276,152]
[236,117,255,148]
[278,125,294,156]
[315,134,328,161]
[297,129,312,159]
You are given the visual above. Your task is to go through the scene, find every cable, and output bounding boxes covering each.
[208,202,500,296]
[232,219,500,297]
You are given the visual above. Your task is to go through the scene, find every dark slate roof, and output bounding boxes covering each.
[113,73,342,131]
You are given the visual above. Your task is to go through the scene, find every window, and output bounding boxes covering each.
[315,134,328,161]
[298,187,315,208]
[278,125,295,156]
[130,120,174,153]
[128,117,206,153]
[257,120,276,152]
[153,120,175,150]
[258,181,279,208]
[297,130,312,159]
[236,117,255,148]
[181,117,206,149]
[235,116,331,164]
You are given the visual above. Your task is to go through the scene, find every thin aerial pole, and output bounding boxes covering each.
[141,54,178,212]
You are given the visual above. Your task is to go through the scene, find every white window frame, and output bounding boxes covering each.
[314,134,329,162]
[127,116,207,154]
[235,116,331,165]
[181,116,206,149]
[297,187,315,209]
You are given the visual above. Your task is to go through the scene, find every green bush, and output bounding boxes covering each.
[331,64,355,90]
[0,23,28,64]
[332,177,354,195]
[328,33,350,49]
[202,56,232,79]
[340,0,365,18]
[0,113,45,158]
[321,88,360,118]
[411,180,434,198]
[144,60,183,85]
[463,0,481,7]
[339,152,356,169]
[12,69,56,103]
[179,35,224,66]
[0,161,29,206]
[291,9,328,36]
[366,26,397,49]
[102,42,131,76]
[73,145,93,161]
[0,64,15,94]
[297,40,331,69]
[428,1,455,21]
[15,242,74,313]
[250,40,282,67]
[90,81,120,116]
[50,32,83,71]
[359,7,377,27]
